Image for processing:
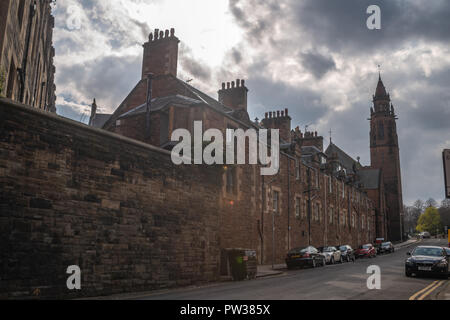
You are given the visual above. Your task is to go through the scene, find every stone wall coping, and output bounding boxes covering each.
[0,97,173,158]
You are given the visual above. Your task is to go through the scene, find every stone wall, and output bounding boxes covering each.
[0,98,223,299]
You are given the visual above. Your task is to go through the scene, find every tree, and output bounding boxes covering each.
[425,198,438,208]
[416,206,442,235]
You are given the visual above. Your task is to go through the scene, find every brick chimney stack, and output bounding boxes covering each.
[292,128,324,152]
[261,108,292,142]
[142,28,180,79]
[218,79,248,111]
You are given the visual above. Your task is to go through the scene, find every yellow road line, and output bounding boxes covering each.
[417,280,445,300]
[409,280,439,300]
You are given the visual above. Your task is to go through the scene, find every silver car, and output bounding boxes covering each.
[321,246,343,264]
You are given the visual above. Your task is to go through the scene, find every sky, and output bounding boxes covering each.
[52,0,450,206]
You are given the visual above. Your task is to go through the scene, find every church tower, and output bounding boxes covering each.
[369,74,404,241]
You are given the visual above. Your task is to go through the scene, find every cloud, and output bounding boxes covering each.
[300,50,337,79]
[51,0,450,205]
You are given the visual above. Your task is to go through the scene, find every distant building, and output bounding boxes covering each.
[0,0,56,112]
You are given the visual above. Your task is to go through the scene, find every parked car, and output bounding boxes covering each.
[321,246,343,264]
[405,246,449,278]
[378,242,395,254]
[355,244,377,259]
[286,246,326,269]
[339,245,356,262]
[420,232,431,239]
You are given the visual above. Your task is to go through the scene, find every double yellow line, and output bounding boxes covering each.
[409,280,446,300]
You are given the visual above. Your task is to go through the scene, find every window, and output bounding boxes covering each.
[329,207,333,225]
[295,160,300,181]
[6,59,16,99]
[273,190,279,213]
[315,203,320,221]
[18,0,26,29]
[342,211,346,226]
[329,176,333,193]
[303,200,307,219]
[368,219,370,231]
[342,182,345,199]
[351,213,355,228]
[362,215,365,230]
[315,170,319,188]
[295,197,301,219]
[378,122,385,140]
[226,167,236,194]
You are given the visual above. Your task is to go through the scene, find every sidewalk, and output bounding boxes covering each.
[256,264,286,278]
[394,238,420,249]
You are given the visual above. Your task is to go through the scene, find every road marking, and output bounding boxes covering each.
[409,280,441,300]
[417,280,445,300]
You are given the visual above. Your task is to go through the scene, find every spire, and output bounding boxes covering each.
[375,74,387,97]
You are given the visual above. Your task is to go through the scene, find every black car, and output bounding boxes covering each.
[339,245,356,262]
[286,246,326,269]
[405,246,449,278]
[378,242,395,254]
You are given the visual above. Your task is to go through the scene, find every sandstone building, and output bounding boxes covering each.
[0,0,56,112]
[91,28,385,265]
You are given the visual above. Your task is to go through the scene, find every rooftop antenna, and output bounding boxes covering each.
[329,128,333,144]
[186,78,193,84]
[305,123,313,133]
[378,64,382,79]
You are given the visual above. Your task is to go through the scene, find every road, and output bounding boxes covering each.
[115,239,449,300]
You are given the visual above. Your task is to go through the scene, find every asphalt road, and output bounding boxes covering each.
[123,239,448,300]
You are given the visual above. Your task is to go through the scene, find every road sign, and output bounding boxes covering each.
[444,149,450,199]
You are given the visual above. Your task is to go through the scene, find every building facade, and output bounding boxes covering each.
[0,0,56,112]
[89,28,381,265]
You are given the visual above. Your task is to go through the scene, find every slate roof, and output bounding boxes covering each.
[325,142,361,174]
[90,114,111,128]
[357,169,381,189]
[118,95,202,119]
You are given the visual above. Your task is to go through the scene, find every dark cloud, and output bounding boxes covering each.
[179,43,212,82]
[226,0,450,204]
[300,50,336,79]
[56,54,142,109]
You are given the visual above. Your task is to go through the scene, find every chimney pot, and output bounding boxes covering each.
[170,28,175,37]
[265,112,268,119]
[241,79,245,87]
[231,81,235,88]
[222,83,226,90]
[236,79,241,87]
[281,110,285,117]
[285,108,288,116]
[165,29,169,38]
[159,30,164,39]
[149,33,153,41]
[277,111,280,118]
[269,112,273,118]
[227,82,231,89]
[154,29,159,39]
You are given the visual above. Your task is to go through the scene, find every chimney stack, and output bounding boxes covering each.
[261,108,292,143]
[218,78,249,111]
[142,28,180,79]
